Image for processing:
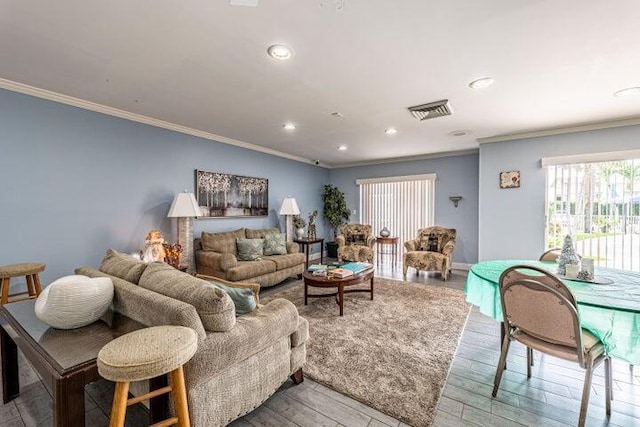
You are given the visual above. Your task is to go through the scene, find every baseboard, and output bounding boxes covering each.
[451,262,471,271]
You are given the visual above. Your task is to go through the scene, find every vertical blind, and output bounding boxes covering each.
[357,174,436,265]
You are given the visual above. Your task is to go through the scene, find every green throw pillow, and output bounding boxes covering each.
[236,238,264,261]
[263,233,287,255]
[206,281,257,316]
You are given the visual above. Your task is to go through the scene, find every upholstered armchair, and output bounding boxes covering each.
[336,224,376,263]
[403,226,457,281]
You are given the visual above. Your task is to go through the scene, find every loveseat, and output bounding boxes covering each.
[195,227,305,287]
[76,249,308,427]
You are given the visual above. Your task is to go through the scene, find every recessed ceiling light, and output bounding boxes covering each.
[337,145,348,151]
[449,130,468,137]
[613,87,640,97]
[385,128,398,135]
[267,44,292,60]
[283,123,296,130]
[469,77,495,89]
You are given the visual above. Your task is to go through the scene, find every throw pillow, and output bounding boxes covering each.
[203,279,258,316]
[100,249,148,284]
[263,233,287,256]
[236,238,264,261]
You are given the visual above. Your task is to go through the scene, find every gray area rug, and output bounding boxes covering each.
[263,277,471,426]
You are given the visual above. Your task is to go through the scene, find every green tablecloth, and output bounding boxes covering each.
[466,260,640,365]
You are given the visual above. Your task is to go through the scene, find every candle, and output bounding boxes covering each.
[581,258,595,276]
[565,264,579,278]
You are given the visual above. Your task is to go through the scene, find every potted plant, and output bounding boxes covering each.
[322,184,351,258]
[293,215,306,239]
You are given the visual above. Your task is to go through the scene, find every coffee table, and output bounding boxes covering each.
[303,268,374,316]
[0,299,167,426]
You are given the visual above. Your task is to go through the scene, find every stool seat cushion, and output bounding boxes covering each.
[0,263,45,278]
[98,326,198,382]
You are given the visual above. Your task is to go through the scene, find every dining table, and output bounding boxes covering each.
[466,260,640,365]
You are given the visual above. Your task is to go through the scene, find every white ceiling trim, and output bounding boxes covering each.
[332,148,480,169]
[478,117,640,144]
[0,77,321,167]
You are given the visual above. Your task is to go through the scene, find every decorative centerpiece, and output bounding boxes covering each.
[380,227,391,237]
[293,215,306,239]
[557,235,580,276]
[35,275,114,329]
[307,210,318,240]
[578,258,595,281]
[163,242,183,269]
[142,229,166,262]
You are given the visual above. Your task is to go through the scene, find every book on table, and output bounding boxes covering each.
[330,268,353,278]
[308,264,327,271]
[340,262,373,274]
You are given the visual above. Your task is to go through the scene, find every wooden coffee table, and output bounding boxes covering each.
[303,268,374,316]
[0,299,167,426]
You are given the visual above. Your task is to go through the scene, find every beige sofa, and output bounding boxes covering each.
[195,227,305,287]
[76,249,308,427]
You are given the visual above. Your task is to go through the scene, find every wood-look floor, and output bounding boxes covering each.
[1,265,638,427]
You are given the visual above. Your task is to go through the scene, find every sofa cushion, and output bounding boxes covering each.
[263,233,287,256]
[99,249,148,284]
[236,238,264,261]
[263,253,305,270]
[201,229,246,255]
[246,227,280,239]
[138,262,236,332]
[226,260,276,282]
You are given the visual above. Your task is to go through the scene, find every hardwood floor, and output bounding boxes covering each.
[1,265,638,426]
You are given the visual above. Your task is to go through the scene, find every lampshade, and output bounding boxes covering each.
[279,197,300,215]
[168,192,202,218]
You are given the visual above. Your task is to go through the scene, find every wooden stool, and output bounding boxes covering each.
[98,326,198,427]
[0,262,45,305]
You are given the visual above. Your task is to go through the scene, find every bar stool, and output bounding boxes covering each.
[98,326,198,427]
[0,263,45,305]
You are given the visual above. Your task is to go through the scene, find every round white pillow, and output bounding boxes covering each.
[35,275,114,329]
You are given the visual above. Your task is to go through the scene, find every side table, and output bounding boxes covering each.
[294,238,324,268]
[376,236,399,269]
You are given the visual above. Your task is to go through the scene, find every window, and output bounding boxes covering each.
[357,174,436,265]
[543,151,640,271]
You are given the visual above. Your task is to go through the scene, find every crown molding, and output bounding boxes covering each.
[478,117,640,144]
[0,77,322,167]
[331,148,479,168]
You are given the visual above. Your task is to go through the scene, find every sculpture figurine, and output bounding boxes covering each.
[307,210,318,240]
[142,229,166,262]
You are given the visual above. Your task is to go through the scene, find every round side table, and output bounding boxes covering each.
[376,237,399,269]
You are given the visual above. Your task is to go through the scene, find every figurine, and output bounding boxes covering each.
[142,229,166,262]
[307,210,318,240]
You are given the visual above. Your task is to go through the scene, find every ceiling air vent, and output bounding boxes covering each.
[408,99,452,121]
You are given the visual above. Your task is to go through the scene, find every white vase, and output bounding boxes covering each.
[296,228,305,239]
[35,275,114,329]
[380,227,391,237]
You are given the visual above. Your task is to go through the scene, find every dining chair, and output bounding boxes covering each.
[493,265,612,427]
[539,248,583,262]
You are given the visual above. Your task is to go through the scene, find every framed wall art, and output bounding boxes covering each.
[196,169,268,218]
[499,170,520,189]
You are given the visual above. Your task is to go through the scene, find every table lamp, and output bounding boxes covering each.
[279,197,300,242]
[168,191,202,272]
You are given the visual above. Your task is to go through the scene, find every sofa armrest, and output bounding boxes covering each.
[405,239,419,251]
[442,240,455,257]
[286,242,299,254]
[365,235,376,248]
[196,250,238,272]
[336,234,346,247]
[75,266,207,341]
[187,299,299,383]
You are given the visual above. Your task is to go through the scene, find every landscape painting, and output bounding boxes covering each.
[196,169,268,217]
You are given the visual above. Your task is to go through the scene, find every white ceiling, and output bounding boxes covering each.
[1,0,639,167]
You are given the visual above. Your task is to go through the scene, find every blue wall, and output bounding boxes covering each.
[479,125,640,260]
[0,89,328,283]
[328,154,480,264]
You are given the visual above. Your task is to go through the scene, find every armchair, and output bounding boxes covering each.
[403,226,457,281]
[336,223,376,263]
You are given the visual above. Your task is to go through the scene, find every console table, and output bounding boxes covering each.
[294,237,324,268]
[0,299,167,426]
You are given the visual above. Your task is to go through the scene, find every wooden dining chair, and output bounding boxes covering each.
[539,248,583,262]
[493,265,612,427]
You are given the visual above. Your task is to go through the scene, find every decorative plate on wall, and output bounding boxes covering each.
[499,170,520,188]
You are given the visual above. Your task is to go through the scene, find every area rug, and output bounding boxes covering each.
[262,277,471,427]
